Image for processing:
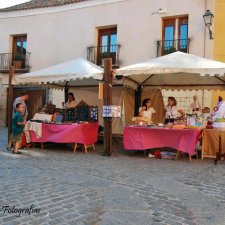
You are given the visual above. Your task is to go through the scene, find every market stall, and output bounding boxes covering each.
[25,121,98,154]
[13,58,103,153]
[117,52,225,159]
[13,58,133,135]
[124,126,202,159]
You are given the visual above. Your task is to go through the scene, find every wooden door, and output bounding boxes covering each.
[98,28,117,65]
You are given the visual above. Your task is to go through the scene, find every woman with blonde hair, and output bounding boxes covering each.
[165,96,185,124]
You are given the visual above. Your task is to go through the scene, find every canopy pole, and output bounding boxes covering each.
[8,66,14,142]
[134,85,142,116]
[202,89,204,110]
[64,81,69,102]
[133,74,154,114]
[103,58,113,157]
[215,76,225,84]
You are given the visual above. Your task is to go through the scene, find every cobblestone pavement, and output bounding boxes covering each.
[0,127,225,225]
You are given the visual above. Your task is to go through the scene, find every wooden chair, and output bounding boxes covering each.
[73,143,95,154]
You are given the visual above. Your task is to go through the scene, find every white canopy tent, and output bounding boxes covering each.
[13,57,104,88]
[11,57,129,134]
[116,51,225,90]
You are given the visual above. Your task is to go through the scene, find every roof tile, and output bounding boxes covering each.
[0,0,90,13]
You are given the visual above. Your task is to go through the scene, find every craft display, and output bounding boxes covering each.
[66,108,76,121]
[102,105,121,117]
[90,107,98,121]
[35,100,98,123]
[65,100,98,122]
[32,113,53,122]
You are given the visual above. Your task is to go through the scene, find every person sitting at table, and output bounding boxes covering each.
[139,98,156,124]
[165,96,185,124]
[65,92,76,109]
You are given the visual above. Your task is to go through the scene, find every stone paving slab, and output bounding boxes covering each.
[0,127,225,224]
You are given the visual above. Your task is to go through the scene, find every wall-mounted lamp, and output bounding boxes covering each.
[203,9,214,40]
[151,8,167,15]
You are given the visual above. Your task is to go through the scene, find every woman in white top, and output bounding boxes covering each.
[65,92,76,109]
[165,96,185,124]
[139,98,156,124]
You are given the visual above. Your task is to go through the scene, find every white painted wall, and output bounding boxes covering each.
[0,0,212,72]
[0,0,215,126]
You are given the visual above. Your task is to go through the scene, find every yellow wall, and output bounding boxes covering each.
[214,0,225,62]
[211,91,225,108]
[212,0,225,108]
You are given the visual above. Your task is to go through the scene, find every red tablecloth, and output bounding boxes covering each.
[29,123,98,145]
[123,126,202,155]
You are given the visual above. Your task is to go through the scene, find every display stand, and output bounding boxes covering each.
[215,134,223,165]
[202,129,225,161]
[64,104,98,122]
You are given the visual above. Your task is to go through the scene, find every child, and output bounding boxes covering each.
[12,103,26,154]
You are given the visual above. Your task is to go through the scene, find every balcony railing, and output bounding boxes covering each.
[0,52,31,73]
[156,39,190,57]
[87,44,120,68]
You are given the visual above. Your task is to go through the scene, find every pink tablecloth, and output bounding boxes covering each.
[29,123,98,145]
[123,126,202,155]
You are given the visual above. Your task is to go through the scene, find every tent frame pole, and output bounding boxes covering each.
[215,76,225,84]
[64,81,69,102]
[134,86,142,116]
[141,74,154,85]
[133,74,154,115]
[8,66,14,142]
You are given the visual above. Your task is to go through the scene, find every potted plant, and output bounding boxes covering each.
[13,53,23,69]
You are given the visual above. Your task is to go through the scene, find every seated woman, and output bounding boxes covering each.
[139,98,156,124]
[165,96,185,124]
[65,92,76,109]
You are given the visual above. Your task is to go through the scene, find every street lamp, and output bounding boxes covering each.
[203,9,214,40]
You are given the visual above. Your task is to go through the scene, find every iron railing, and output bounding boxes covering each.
[156,39,190,57]
[87,44,120,67]
[0,52,31,72]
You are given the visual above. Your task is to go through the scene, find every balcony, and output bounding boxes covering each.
[0,52,31,73]
[156,39,190,57]
[87,44,121,68]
